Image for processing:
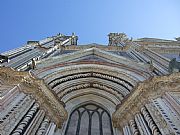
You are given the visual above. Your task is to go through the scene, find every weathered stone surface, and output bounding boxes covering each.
[0,67,67,128]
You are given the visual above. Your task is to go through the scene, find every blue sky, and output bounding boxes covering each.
[0,0,180,52]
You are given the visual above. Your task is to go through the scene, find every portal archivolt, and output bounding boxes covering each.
[33,64,152,134]
[34,64,149,105]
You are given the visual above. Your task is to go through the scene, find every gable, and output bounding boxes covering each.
[36,47,150,73]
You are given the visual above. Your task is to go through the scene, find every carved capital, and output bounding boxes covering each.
[0,67,67,128]
[112,73,180,128]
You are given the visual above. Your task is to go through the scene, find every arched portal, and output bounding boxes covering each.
[33,48,153,134]
[65,103,114,135]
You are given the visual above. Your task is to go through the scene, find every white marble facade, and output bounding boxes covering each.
[0,33,180,135]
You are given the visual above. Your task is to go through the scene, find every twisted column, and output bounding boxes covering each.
[36,118,50,135]
[11,103,39,135]
[129,119,139,135]
[141,107,161,135]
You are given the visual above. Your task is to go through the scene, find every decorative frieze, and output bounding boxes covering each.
[57,83,123,102]
[48,72,133,92]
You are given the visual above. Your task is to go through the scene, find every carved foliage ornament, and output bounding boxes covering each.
[112,72,180,128]
[0,67,67,128]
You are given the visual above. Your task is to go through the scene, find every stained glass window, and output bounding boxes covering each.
[65,103,114,135]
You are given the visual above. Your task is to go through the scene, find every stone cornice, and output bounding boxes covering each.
[0,67,67,128]
[112,73,180,128]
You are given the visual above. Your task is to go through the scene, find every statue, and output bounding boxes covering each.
[108,33,129,46]
[0,55,8,63]
[168,58,180,73]
[175,37,180,41]
[31,58,36,69]
[148,60,155,72]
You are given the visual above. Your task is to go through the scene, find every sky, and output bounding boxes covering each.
[0,0,180,52]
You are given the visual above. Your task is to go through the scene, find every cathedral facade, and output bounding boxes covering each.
[0,33,180,135]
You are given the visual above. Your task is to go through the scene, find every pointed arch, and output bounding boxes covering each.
[65,103,114,135]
